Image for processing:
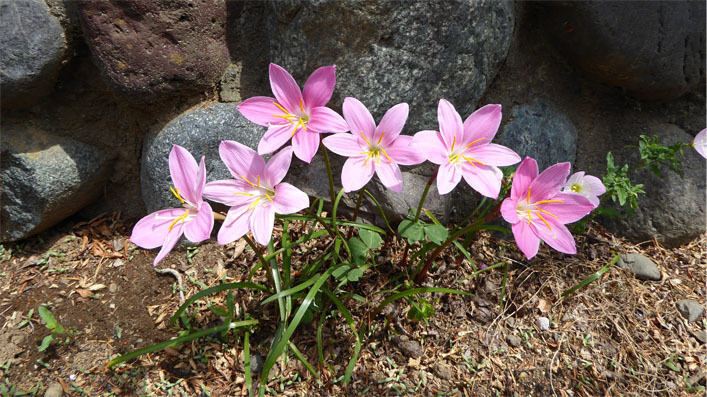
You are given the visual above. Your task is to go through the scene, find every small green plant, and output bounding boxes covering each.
[37,305,75,352]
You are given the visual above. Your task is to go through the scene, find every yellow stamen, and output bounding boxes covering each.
[536,212,552,230]
[379,147,392,163]
[299,99,304,111]
[527,186,531,202]
[360,131,371,146]
[170,186,185,204]
[168,210,190,231]
[462,155,486,167]
[536,208,559,219]
[273,102,289,114]
[273,114,296,124]
[377,131,385,145]
[233,192,254,196]
[526,210,532,225]
[448,154,460,163]
[256,175,260,189]
[535,200,564,204]
[248,197,262,211]
[240,175,257,188]
[264,194,274,202]
[451,135,457,152]
[464,137,485,149]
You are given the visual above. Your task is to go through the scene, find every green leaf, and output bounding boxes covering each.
[398,220,424,243]
[261,273,319,306]
[346,268,364,282]
[372,287,474,318]
[561,255,617,297]
[359,229,382,249]
[348,237,368,267]
[38,306,57,330]
[209,306,230,317]
[38,335,54,352]
[424,224,448,245]
[331,265,350,280]
[171,282,271,325]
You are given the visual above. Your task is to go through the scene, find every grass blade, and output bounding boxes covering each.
[371,287,474,318]
[107,320,258,367]
[322,288,361,385]
[288,341,318,379]
[261,273,319,306]
[363,189,395,234]
[244,330,252,395]
[561,255,618,297]
[170,283,270,325]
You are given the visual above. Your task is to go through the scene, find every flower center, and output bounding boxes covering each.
[234,175,275,210]
[272,100,309,137]
[569,183,582,193]
[358,131,392,165]
[447,136,486,167]
[516,187,563,230]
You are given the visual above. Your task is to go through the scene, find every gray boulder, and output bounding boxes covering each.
[0,0,68,108]
[266,0,515,132]
[496,100,577,170]
[539,1,706,101]
[601,124,705,247]
[617,253,661,281]
[1,128,113,242]
[141,103,265,213]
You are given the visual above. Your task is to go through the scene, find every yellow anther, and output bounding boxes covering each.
[248,197,262,211]
[170,186,185,204]
[377,131,385,145]
[570,184,582,193]
[536,212,552,230]
[380,147,392,163]
[536,208,559,219]
[535,200,564,205]
[451,135,457,152]
[360,131,371,147]
[256,175,260,189]
[291,117,305,137]
[527,186,531,202]
[299,98,304,111]
[264,193,274,202]
[448,154,460,163]
[462,155,485,167]
[168,210,190,231]
[273,102,289,115]
[239,175,257,188]
[526,210,532,225]
[464,137,485,149]
[233,192,254,196]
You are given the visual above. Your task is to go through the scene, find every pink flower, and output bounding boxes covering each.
[561,171,606,208]
[131,145,214,266]
[203,142,309,246]
[693,128,707,159]
[500,157,595,260]
[322,98,425,193]
[412,99,520,198]
[238,63,348,163]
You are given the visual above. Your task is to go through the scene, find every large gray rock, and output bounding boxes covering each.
[141,103,265,213]
[496,100,577,170]
[266,0,514,132]
[77,0,229,99]
[0,0,68,109]
[617,253,661,281]
[1,128,113,242]
[540,1,706,101]
[601,124,705,248]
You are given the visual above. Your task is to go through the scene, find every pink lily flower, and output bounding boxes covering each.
[322,98,425,193]
[203,142,309,246]
[237,63,349,163]
[131,145,214,266]
[500,157,595,260]
[412,99,520,198]
[693,128,706,159]
[561,171,606,208]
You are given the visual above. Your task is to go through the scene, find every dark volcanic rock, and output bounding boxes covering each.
[77,0,229,99]
[1,128,113,242]
[540,1,706,101]
[0,0,68,109]
[141,103,265,213]
[266,0,515,132]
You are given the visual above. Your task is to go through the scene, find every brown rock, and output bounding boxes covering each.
[77,0,230,99]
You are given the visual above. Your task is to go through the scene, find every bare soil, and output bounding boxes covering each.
[1,213,705,396]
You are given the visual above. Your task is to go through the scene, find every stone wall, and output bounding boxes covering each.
[1,0,705,247]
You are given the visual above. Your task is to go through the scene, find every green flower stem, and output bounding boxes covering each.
[244,236,274,287]
[320,143,337,218]
[346,190,365,240]
[413,169,438,223]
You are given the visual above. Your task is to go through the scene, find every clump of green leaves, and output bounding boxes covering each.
[637,135,688,177]
[602,152,645,215]
[38,305,75,352]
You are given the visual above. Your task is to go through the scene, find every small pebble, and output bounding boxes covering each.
[44,382,63,397]
[676,299,705,323]
[112,238,125,252]
[391,335,423,358]
[433,361,454,380]
[617,253,661,281]
[506,334,522,347]
[113,259,124,268]
[109,283,118,293]
[535,317,550,331]
[690,329,706,344]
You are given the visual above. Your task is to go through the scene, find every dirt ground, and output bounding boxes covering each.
[0,212,705,396]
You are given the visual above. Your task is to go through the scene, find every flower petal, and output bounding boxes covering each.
[437,99,463,149]
[462,104,502,144]
[500,197,519,224]
[529,162,571,202]
[238,96,280,126]
[203,179,257,206]
[375,161,403,193]
[272,183,309,214]
[169,145,200,205]
[184,202,214,242]
[341,156,375,192]
[322,133,366,156]
[465,143,520,167]
[375,103,408,145]
[461,164,503,199]
[530,217,576,255]
[292,130,320,163]
[694,128,707,159]
[539,192,595,224]
[437,161,462,195]
[307,106,349,133]
[251,204,275,245]
[511,157,539,200]
[153,223,184,265]
[385,135,425,165]
[302,65,336,109]
[131,208,186,249]
[412,130,448,165]
[512,222,540,260]
[258,123,295,155]
[343,97,376,142]
[194,156,207,200]
[221,140,266,179]
[269,63,302,112]
[265,146,294,186]
[579,174,606,197]
[217,204,251,245]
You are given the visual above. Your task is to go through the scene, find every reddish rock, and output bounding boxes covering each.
[77,0,230,98]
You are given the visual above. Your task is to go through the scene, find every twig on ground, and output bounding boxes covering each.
[155,267,185,304]
[549,332,564,397]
